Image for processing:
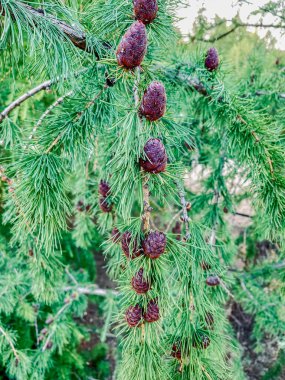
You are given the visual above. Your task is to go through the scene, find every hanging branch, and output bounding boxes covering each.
[209,188,220,246]
[0,69,86,125]
[0,79,53,124]
[25,90,73,148]
[133,67,151,233]
[176,181,190,241]
[45,85,107,154]
[0,1,100,57]
[0,326,19,361]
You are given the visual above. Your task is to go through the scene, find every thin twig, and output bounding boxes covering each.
[0,1,100,57]
[0,326,19,360]
[165,209,182,233]
[63,286,119,297]
[45,85,106,154]
[0,80,52,124]
[0,70,86,125]
[133,68,151,233]
[24,90,73,148]
[176,181,190,241]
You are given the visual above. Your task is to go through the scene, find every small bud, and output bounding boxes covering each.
[45,317,54,325]
[41,328,48,336]
[46,341,53,350]
[206,275,220,286]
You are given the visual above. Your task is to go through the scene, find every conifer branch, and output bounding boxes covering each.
[45,85,107,154]
[0,69,86,125]
[0,1,99,57]
[25,90,73,148]
[133,67,151,233]
[0,326,19,361]
[176,181,190,241]
[0,79,53,124]
[63,286,119,297]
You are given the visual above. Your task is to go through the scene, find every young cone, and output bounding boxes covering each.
[125,304,143,327]
[144,299,160,322]
[134,0,158,24]
[140,81,166,121]
[99,180,111,197]
[131,268,150,294]
[142,231,166,259]
[99,197,113,213]
[206,275,220,286]
[171,343,182,360]
[116,21,147,69]
[205,47,219,71]
[121,231,142,258]
[111,227,121,243]
[140,138,167,174]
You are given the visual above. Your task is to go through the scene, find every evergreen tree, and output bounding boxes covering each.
[0,0,285,379]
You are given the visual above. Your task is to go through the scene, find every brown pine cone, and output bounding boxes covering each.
[111,227,121,243]
[116,21,147,69]
[99,180,111,197]
[144,299,160,322]
[171,343,182,360]
[193,334,210,349]
[131,268,150,294]
[142,231,166,259]
[121,231,142,258]
[134,0,158,24]
[140,81,166,121]
[140,138,167,174]
[99,197,113,213]
[205,47,219,71]
[125,304,143,327]
[206,275,220,286]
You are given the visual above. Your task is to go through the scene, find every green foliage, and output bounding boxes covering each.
[0,0,285,379]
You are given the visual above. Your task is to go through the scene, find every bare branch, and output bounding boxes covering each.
[0,79,52,124]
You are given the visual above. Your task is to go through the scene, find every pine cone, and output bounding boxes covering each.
[142,231,166,259]
[193,334,210,349]
[205,47,219,71]
[116,21,147,69]
[125,304,143,327]
[121,231,142,258]
[77,200,85,212]
[99,197,113,213]
[140,81,166,121]
[111,227,121,243]
[131,268,150,294]
[171,343,182,360]
[172,221,182,240]
[206,275,220,286]
[144,299,160,322]
[134,0,158,24]
[140,138,167,174]
[99,180,111,197]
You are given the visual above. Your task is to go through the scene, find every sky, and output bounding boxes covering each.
[176,0,285,50]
